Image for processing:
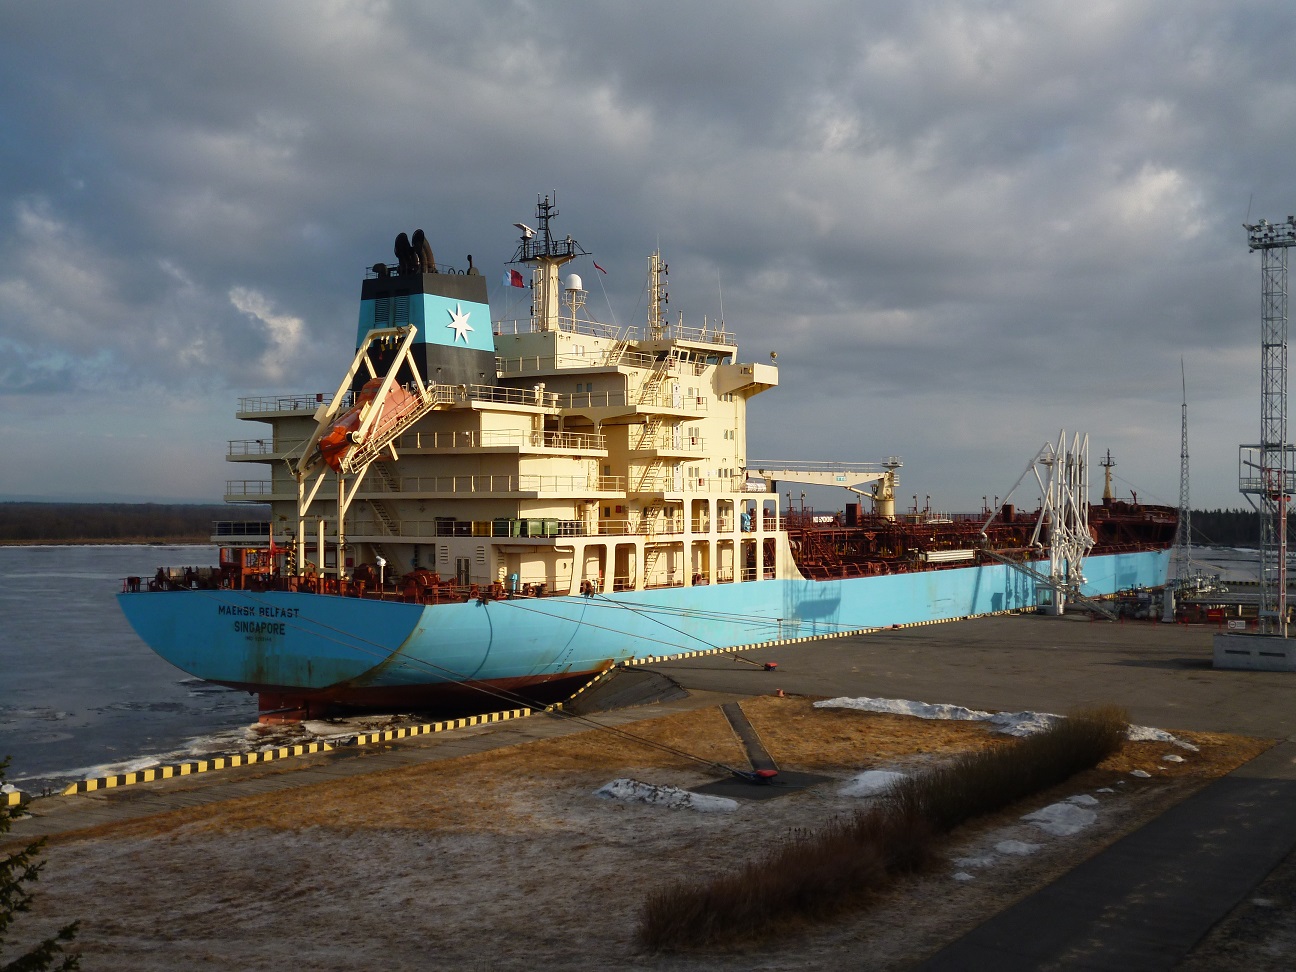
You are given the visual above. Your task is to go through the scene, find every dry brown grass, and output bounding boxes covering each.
[740,694,1004,767]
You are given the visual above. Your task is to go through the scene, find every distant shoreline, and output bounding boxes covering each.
[0,538,215,547]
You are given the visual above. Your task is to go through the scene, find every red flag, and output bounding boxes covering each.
[592,261,607,274]
[505,269,526,288]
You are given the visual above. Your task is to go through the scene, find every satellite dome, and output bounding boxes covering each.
[564,274,584,291]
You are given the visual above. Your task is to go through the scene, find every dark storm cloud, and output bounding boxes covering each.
[1,0,1294,505]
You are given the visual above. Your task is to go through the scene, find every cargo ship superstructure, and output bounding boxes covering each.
[119,197,1175,719]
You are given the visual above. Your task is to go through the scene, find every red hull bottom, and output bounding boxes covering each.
[243,669,608,723]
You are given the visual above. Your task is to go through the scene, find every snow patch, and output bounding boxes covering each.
[1022,802,1098,836]
[814,696,1191,746]
[1066,794,1100,806]
[839,769,906,798]
[595,778,737,813]
[995,840,1041,856]
[1162,754,1185,763]
[1127,725,1199,751]
[1130,769,1152,778]
[952,871,975,882]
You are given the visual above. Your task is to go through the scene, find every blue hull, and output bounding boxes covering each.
[117,550,1170,708]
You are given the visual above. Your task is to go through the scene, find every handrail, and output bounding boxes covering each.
[495,350,659,374]
[492,317,631,341]
[238,391,355,414]
[560,390,629,409]
[225,480,277,496]
[361,474,622,495]
[389,429,607,451]
[227,438,307,456]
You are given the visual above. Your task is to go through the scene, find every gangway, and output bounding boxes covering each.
[981,430,1097,616]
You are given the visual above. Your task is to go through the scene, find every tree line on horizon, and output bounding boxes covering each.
[0,501,1271,547]
[0,502,269,543]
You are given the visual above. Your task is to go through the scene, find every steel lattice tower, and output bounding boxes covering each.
[1241,217,1296,636]
[1175,360,1191,578]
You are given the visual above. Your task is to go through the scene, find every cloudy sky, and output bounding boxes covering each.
[4,1,1294,523]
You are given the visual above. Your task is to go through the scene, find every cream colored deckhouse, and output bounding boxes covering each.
[224,198,789,596]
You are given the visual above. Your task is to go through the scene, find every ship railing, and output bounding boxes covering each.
[362,260,470,277]
[750,459,897,476]
[495,348,660,374]
[643,576,686,590]
[359,473,621,495]
[461,383,561,408]
[603,349,658,370]
[348,517,589,539]
[634,475,749,494]
[493,317,631,341]
[634,434,707,452]
[540,430,607,450]
[225,480,277,497]
[596,520,634,536]
[660,322,735,346]
[896,511,986,525]
[592,518,684,537]
[560,390,630,409]
[386,429,607,452]
[650,519,686,536]
[212,521,271,537]
[227,438,308,456]
[636,390,710,412]
[237,391,355,414]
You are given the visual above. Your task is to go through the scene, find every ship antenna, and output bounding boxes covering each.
[717,269,725,329]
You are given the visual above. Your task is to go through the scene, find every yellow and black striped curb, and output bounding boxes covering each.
[551,667,619,709]
[4,789,30,808]
[348,706,535,746]
[60,741,335,795]
[56,707,541,798]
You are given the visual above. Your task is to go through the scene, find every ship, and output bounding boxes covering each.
[118,196,1176,721]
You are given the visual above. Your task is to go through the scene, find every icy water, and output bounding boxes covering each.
[1182,546,1261,584]
[0,544,259,793]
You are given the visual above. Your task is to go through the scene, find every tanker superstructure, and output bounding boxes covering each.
[118,197,1175,720]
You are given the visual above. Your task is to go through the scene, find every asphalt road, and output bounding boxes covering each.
[647,613,1296,741]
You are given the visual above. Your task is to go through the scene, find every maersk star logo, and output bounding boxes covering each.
[446,303,473,343]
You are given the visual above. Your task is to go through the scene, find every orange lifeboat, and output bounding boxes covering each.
[317,377,417,472]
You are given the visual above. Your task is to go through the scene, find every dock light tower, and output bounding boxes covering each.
[1175,360,1192,579]
[1240,216,1296,636]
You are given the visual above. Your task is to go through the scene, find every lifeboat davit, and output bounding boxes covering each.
[317,377,417,472]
